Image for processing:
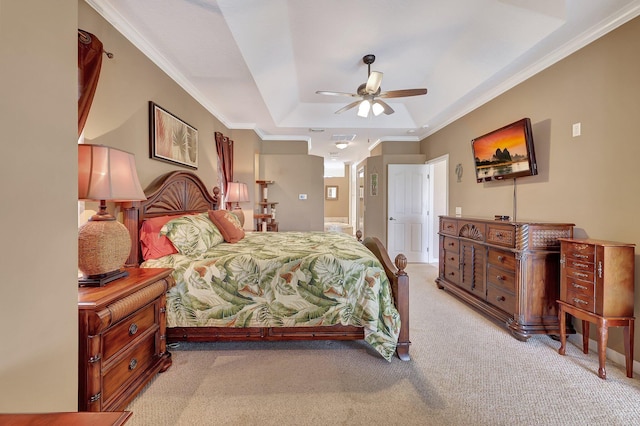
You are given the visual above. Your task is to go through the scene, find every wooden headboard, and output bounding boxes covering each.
[124,171,219,266]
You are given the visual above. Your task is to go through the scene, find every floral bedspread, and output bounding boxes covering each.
[142,231,401,361]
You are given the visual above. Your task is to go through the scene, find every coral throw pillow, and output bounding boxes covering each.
[208,210,245,243]
[140,214,183,260]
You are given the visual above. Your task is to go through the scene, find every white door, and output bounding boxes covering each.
[387,164,430,262]
[427,155,449,263]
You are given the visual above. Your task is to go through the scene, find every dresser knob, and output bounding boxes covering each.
[497,275,504,281]
[129,358,138,371]
[128,323,138,336]
[497,255,504,262]
[496,296,506,302]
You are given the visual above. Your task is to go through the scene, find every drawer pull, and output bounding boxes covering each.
[571,282,587,290]
[447,224,454,229]
[128,323,138,336]
[496,295,506,302]
[448,242,455,247]
[496,275,505,281]
[571,262,589,269]
[497,255,504,262]
[572,297,588,305]
[598,261,603,279]
[572,253,589,259]
[449,256,455,261]
[496,232,503,238]
[129,358,138,371]
[572,272,588,278]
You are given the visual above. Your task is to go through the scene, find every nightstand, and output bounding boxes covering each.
[557,238,635,379]
[78,268,175,411]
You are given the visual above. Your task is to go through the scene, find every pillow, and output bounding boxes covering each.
[161,212,224,257]
[208,210,245,243]
[140,214,184,260]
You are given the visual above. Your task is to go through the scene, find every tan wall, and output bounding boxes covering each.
[79,2,228,191]
[259,155,324,231]
[0,0,78,411]
[324,165,350,219]
[422,16,640,361]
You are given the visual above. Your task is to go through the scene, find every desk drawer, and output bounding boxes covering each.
[103,303,156,361]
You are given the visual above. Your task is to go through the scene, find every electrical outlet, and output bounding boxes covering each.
[572,122,581,137]
[455,207,462,217]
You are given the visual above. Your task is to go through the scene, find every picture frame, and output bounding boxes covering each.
[370,173,378,196]
[326,185,338,200]
[149,101,198,169]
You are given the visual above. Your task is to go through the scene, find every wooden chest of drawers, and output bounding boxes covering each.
[78,268,175,411]
[436,216,575,340]
[557,238,635,379]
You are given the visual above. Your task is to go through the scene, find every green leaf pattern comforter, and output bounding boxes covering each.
[142,231,400,361]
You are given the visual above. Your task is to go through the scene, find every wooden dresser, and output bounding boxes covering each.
[78,268,175,411]
[436,216,574,340]
[557,238,635,379]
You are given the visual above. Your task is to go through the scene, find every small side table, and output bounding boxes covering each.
[558,300,634,379]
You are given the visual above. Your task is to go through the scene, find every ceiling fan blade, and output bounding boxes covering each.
[316,90,359,98]
[378,88,428,98]
[335,100,362,114]
[365,71,383,94]
[374,99,394,115]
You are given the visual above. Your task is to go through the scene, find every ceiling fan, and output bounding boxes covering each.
[316,54,428,117]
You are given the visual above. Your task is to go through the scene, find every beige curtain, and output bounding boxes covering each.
[215,131,234,210]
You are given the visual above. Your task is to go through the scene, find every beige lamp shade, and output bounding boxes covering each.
[78,144,146,286]
[225,182,249,226]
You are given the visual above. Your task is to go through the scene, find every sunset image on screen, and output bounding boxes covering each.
[472,125,527,162]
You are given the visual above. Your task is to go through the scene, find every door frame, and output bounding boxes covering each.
[426,154,449,263]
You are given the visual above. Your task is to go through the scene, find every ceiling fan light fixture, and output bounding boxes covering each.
[335,141,349,150]
[372,101,384,116]
[357,100,371,118]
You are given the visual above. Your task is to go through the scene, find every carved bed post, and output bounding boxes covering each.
[393,253,410,361]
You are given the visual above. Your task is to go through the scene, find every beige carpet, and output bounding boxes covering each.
[126,264,640,425]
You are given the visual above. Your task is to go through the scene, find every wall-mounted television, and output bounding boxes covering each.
[471,118,538,183]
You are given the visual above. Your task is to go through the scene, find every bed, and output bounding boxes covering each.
[123,171,410,361]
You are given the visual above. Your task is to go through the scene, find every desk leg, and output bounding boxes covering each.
[597,318,608,380]
[624,319,634,378]
[582,320,589,354]
[558,306,566,356]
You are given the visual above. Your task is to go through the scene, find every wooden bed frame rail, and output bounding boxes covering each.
[123,171,410,361]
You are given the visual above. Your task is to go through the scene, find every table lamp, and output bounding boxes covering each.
[225,181,249,226]
[78,144,146,286]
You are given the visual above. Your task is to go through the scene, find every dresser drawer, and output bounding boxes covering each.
[565,266,594,284]
[564,276,595,298]
[102,334,155,405]
[487,285,516,314]
[487,248,516,270]
[444,251,459,267]
[442,264,460,285]
[486,224,515,247]
[565,258,594,272]
[487,264,516,292]
[103,303,156,361]
[442,236,459,252]
[440,218,458,236]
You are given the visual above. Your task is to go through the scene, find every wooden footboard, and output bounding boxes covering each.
[124,171,410,361]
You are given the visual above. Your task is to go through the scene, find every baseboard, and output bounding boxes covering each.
[567,333,639,375]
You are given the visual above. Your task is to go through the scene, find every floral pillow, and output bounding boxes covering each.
[161,212,224,257]
[208,210,245,243]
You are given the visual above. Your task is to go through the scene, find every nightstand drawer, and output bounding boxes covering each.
[102,334,155,405]
[103,303,156,361]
